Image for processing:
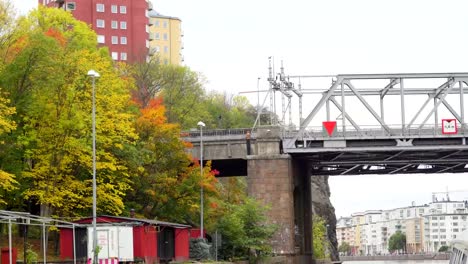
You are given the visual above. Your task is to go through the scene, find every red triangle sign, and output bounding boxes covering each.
[323,121,337,136]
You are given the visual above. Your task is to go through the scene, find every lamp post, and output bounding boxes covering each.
[197,121,205,238]
[257,77,261,126]
[325,224,330,257]
[87,69,100,264]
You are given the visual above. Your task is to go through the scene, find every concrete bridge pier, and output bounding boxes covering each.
[247,127,313,264]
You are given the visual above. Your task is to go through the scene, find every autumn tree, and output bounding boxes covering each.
[131,56,166,108]
[0,6,137,216]
[0,93,17,205]
[125,97,218,223]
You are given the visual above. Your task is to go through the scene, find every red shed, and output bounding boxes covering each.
[60,216,191,263]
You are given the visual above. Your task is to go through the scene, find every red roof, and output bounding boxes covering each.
[74,215,190,229]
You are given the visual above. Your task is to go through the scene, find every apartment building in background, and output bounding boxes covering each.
[148,11,183,65]
[336,217,354,254]
[337,198,468,255]
[39,0,183,64]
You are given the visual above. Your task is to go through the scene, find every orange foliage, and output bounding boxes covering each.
[45,28,66,47]
[6,35,28,61]
[137,97,168,126]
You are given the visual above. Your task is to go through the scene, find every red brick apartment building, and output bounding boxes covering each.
[39,0,153,63]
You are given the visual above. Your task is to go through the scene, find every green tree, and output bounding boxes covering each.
[388,231,406,253]
[438,245,449,252]
[313,215,329,259]
[159,65,209,128]
[338,242,351,256]
[214,195,276,262]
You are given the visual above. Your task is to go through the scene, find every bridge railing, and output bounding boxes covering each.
[182,128,254,138]
[281,124,467,139]
[182,124,467,140]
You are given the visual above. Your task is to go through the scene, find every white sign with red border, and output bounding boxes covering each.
[442,119,457,134]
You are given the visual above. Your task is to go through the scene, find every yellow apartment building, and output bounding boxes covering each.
[148,10,183,65]
[405,217,425,253]
[351,212,366,255]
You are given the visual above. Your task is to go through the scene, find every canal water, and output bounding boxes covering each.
[343,261,449,264]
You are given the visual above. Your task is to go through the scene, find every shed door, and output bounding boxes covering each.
[158,227,174,262]
[75,228,88,260]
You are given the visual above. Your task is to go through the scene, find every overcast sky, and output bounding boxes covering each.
[13,0,468,218]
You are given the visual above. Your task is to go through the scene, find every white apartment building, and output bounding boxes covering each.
[423,201,468,252]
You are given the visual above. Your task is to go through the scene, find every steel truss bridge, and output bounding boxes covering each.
[190,69,468,176]
[255,68,468,176]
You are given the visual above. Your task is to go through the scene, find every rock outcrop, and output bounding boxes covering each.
[312,175,339,261]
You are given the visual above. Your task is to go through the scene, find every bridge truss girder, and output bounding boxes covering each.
[284,73,468,149]
[293,145,468,176]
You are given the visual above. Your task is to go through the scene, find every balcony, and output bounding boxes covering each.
[148,2,153,11]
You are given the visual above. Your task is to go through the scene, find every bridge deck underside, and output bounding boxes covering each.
[293,148,468,176]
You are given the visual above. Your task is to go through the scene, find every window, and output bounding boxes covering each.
[111,5,117,13]
[163,33,168,40]
[120,53,127,61]
[407,210,411,217]
[111,21,118,29]
[66,2,76,10]
[454,228,459,232]
[440,216,445,220]
[155,32,160,40]
[111,52,118,60]
[432,216,438,220]
[163,21,168,28]
[96,3,104,12]
[96,19,105,28]
[111,36,118,44]
[154,19,160,27]
[120,21,127,29]
[453,216,459,220]
[97,35,105,43]
[120,37,127,45]
[120,6,127,14]
[454,222,459,226]
[164,46,168,53]
[440,229,446,232]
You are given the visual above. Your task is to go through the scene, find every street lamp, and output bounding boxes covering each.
[197,121,205,238]
[325,224,330,257]
[87,69,100,264]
